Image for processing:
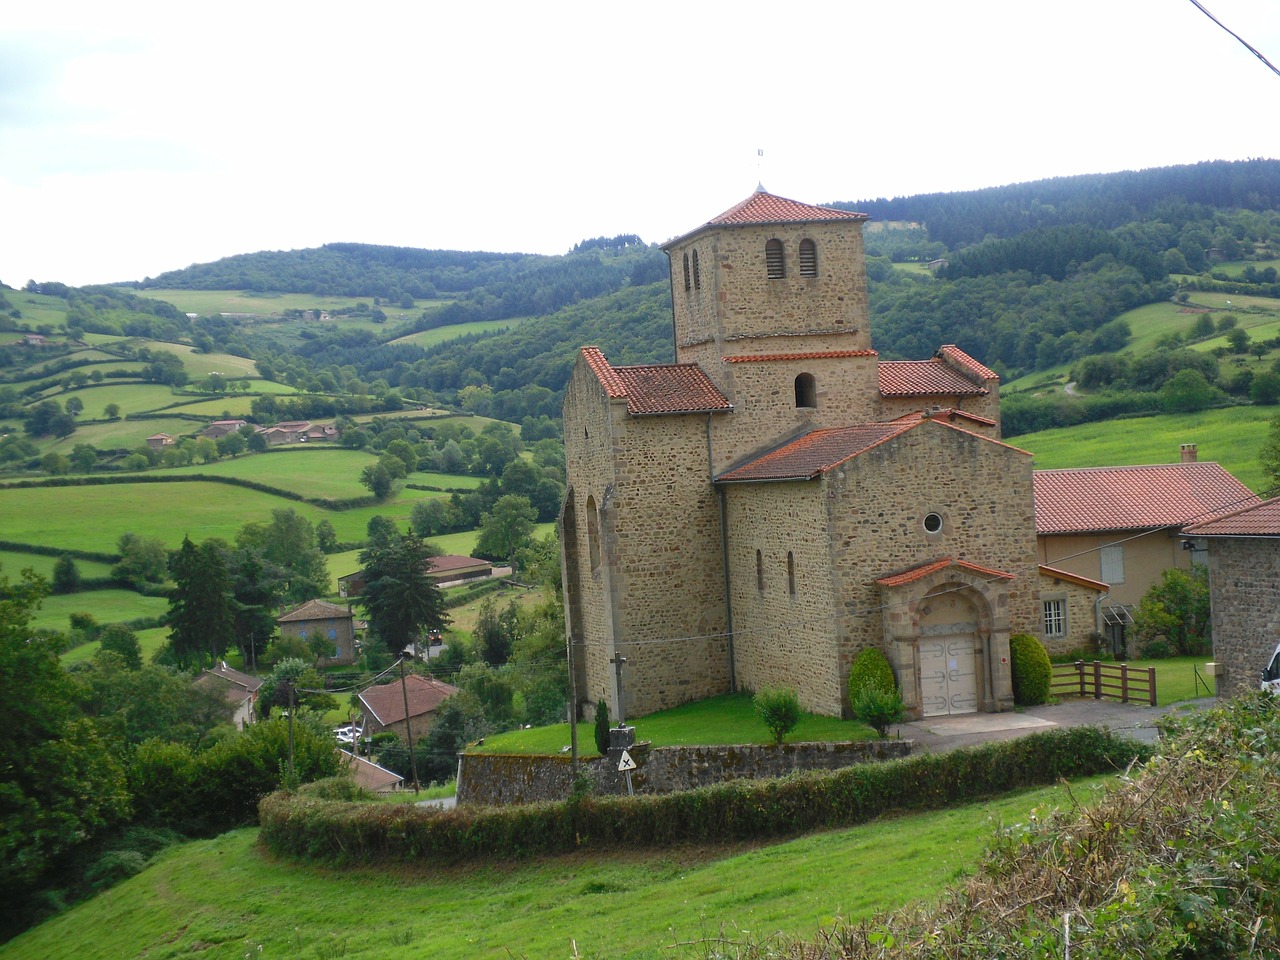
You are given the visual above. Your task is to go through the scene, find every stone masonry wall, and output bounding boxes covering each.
[1204,537,1280,696]
[724,481,843,715]
[456,739,915,806]
[1037,571,1104,657]
[827,420,1040,710]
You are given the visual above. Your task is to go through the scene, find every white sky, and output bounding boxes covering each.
[2,0,1278,288]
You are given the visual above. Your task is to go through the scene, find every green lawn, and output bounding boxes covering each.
[1015,405,1273,492]
[0,776,1113,960]
[1052,655,1214,707]
[34,416,202,453]
[28,589,167,634]
[475,692,876,756]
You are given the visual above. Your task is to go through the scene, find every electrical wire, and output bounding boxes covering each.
[1187,0,1280,79]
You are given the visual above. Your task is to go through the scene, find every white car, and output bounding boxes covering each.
[333,724,364,745]
[1262,643,1280,696]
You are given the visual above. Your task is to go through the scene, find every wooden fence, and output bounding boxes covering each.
[1050,660,1157,706]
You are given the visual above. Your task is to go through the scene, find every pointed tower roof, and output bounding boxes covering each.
[663,188,868,249]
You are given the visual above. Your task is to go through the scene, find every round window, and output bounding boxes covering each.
[923,513,943,534]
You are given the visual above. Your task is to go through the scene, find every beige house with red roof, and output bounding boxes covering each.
[194,661,263,727]
[1034,446,1260,656]
[358,674,459,741]
[561,188,1039,722]
[277,599,356,665]
[1185,497,1280,696]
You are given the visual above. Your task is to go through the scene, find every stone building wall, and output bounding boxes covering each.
[827,421,1039,710]
[455,739,915,806]
[1204,537,1280,696]
[723,482,840,713]
[1037,570,1104,657]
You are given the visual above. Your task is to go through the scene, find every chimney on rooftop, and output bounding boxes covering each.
[1180,443,1198,463]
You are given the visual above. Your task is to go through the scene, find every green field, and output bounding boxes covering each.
[0,550,114,581]
[148,448,379,499]
[1015,405,1271,491]
[143,343,259,379]
[27,589,167,634]
[50,382,196,418]
[0,777,1112,960]
[161,396,258,417]
[61,625,170,666]
[389,317,528,348]
[33,416,203,453]
[7,291,68,328]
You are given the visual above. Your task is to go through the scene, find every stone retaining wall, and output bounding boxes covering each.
[456,738,916,806]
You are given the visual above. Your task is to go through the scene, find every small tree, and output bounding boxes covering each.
[593,699,611,755]
[754,687,801,746]
[852,687,905,738]
[51,554,80,594]
[98,624,142,670]
[1133,566,1211,657]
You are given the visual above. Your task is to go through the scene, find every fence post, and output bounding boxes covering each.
[1092,660,1102,699]
[1120,663,1129,703]
[1075,660,1085,697]
[1147,667,1156,706]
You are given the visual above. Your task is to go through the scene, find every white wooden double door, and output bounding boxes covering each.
[918,635,978,717]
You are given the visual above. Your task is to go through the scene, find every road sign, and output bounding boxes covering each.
[617,750,636,772]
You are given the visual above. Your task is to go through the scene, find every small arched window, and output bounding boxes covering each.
[765,239,785,279]
[692,249,701,290]
[756,549,765,592]
[682,252,691,292]
[586,495,601,572]
[795,372,816,409]
[787,552,796,597]
[799,239,817,277]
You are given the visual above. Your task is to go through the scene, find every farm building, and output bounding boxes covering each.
[277,599,356,665]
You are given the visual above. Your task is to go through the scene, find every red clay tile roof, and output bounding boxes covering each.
[876,557,1016,587]
[338,750,404,792]
[1034,463,1260,535]
[723,350,878,363]
[278,599,352,623]
[707,189,869,227]
[195,662,263,695]
[580,347,731,415]
[1039,564,1109,592]
[716,422,917,483]
[937,345,999,383]
[878,359,989,397]
[662,189,868,249]
[893,408,997,428]
[1185,496,1280,536]
[359,674,459,727]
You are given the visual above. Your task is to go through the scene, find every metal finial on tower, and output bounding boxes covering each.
[756,148,766,193]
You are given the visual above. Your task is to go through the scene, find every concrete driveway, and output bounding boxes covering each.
[892,697,1214,754]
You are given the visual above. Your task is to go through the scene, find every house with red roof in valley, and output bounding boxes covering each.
[1034,444,1260,656]
[561,187,1044,723]
[194,661,263,727]
[1184,496,1280,697]
[201,418,248,440]
[358,674,459,741]
[337,750,405,793]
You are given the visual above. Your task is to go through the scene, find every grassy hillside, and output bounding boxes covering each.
[0,778,1109,960]
[1016,405,1270,491]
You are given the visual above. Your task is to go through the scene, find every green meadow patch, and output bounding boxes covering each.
[148,448,379,500]
[27,589,167,634]
[52,382,196,417]
[389,317,528,348]
[0,777,1112,960]
[1017,405,1272,491]
[62,625,170,665]
[0,549,114,581]
[35,416,202,453]
[143,343,259,379]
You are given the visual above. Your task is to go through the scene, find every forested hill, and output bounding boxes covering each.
[835,158,1280,249]
[134,235,669,325]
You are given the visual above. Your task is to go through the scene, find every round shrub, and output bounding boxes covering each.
[848,647,896,703]
[1009,632,1052,705]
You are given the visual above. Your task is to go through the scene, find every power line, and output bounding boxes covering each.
[1188,0,1280,79]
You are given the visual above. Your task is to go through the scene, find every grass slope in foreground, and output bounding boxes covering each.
[0,777,1110,960]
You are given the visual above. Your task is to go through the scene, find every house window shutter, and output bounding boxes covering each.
[1100,545,1125,584]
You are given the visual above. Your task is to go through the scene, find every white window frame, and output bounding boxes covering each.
[1042,597,1067,637]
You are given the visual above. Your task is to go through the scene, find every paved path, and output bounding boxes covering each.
[893,697,1214,754]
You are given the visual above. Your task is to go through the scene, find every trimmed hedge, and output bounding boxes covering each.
[260,726,1149,866]
[0,539,119,564]
[0,473,377,511]
[848,647,896,699]
[1010,633,1052,705]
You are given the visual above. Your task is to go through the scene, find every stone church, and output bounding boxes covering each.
[559,188,1042,721]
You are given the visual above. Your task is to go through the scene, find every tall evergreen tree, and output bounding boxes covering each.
[356,533,448,657]
[167,536,235,669]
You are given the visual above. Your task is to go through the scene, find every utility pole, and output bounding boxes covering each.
[399,654,421,794]
[609,655,628,727]
[285,681,296,786]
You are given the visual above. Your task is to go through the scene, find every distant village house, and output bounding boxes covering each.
[277,599,357,666]
[358,674,459,741]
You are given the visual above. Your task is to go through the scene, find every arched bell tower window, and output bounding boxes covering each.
[765,239,785,279]
[799,239,818,277]
[682,253,691,292]
[794,372,816,409]
[692,249,701,289]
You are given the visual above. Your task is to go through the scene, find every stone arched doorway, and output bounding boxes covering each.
[916,586,983,717]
